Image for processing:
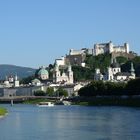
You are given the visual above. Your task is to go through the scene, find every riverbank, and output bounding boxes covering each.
[24,96,140,107]
[23,98,56,104]
[1,96,140,107]
[72,96,140,107]
[0,107,7,117]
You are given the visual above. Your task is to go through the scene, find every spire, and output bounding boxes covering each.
[54,63,59,72]
[130,62,135,73]
[113,58,117,63]
[5,76,8,81]
[111,57,114,64]
[111,58,120,68]
[68,64,72,72]
[15,74,18,81]
[111,57,117,64]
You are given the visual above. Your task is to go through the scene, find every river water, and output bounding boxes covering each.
[0,104,140,140]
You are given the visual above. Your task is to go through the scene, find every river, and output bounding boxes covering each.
[0,104,140,140]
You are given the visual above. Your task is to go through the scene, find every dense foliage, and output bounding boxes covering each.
[72,54,111,81]
[34,90,46,96]
[56,88,68,97]
[20,75,35,84]
[34,87,68,97]
[72,66,93,81]
[78,78,140,96]
[73,55,140,81]
[126,78,140,94]
[85,54,111,72]
[122,56,140,77]
[46,87,54,96]
[116,56,127,64]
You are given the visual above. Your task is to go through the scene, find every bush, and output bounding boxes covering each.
[34,90,46,96]
[56,88,68,97]
[46,87,54,96]
[78,81,126,96]
[0,107,7,116]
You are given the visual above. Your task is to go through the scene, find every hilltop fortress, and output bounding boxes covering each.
[0,41,138,98]
[94,41,129,55]
[55,41,136,68]
[69,41,130,56]
[94,41,136,60]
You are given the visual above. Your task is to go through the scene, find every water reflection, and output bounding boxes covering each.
[0,105,140,140]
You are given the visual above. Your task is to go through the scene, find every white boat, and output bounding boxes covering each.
[37,102,54,107]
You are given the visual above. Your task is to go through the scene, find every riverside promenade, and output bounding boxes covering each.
[0,96,61,103]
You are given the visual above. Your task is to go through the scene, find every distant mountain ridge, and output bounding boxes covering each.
[0,64,36,80]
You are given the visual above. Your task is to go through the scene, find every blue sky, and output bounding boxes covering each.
[0,0,140,68]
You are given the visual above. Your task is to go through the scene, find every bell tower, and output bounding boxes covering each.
[53,64,60,83]
[68,65,73,84]
[130,62,135,79]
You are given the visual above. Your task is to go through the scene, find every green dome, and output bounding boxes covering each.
[38,68,48,75]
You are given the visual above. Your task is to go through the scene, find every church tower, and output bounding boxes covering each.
[68,65,73,84]
[14,74,19,87]
[106,67,114,81]
[130,62,135,79]
[53,64,60,83]
[108,41,113,53]
[124,43,129,54]
[111,58,121,75]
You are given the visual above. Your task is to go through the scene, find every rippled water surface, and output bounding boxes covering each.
[0,104,140,140]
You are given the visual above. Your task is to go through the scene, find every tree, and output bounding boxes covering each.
[126,78,140,95]
[56,88,68,97]
[78,81,126,97]
[116,56,127,64]
[72,65,92,81]
[20,75,35,84]
[46,87,54,96]
[121,56,140,77]
[85,54,111,72]
[34,90,46,96]
[48,64,54,69]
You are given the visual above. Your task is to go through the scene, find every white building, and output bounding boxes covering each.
[94,59,135,82]
[69,49,86,55]
[53,64,73,84]
[55,56,66,66]
[14,75,20,87]
[94,41,129,56]
[73,83,84,96]
[48,83,84,97]
[31,78,42,86]
[3,75,19,87]
[94,69,104,81]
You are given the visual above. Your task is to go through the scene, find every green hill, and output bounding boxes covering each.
[0,64,36,80]
[72,54,140,81]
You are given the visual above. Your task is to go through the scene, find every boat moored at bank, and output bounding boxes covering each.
[37,102,54,107]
